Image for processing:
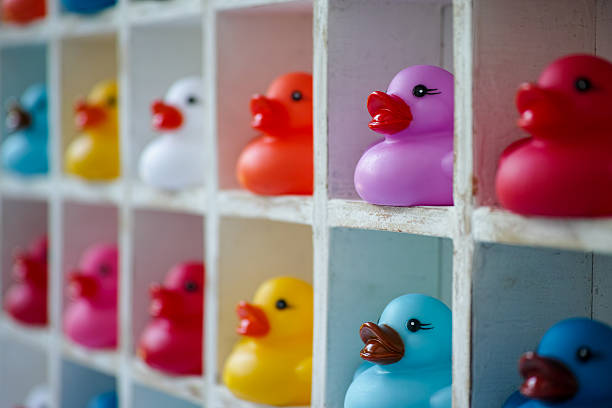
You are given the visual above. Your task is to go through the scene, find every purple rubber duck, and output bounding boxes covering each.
[354,65,454,206]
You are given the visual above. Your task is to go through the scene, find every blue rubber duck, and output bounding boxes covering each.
[86,391,117,408]
[503,318,612,408]
[61,0,116,14]
[2,84,48,176]
[344,294,452,408]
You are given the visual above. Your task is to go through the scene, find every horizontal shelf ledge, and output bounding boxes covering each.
[0,20,53,46]
[62,340,119,376]
[218,190,312,225]
[214,0,312,12]
[131,183,206,215]
[215,385,309,408]
[0,316,50,352]
[131,359,205,405]
[60,177,123,205]
[0,175,51,200]
[328,199,454,237]
[56,10,119,38]
[128,0,203,26]
[473,207,612,254]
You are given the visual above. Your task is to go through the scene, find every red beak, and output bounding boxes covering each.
[74,100,106,130]
[236,301,270,337]
[515,83,566,131]
[68,272,98,298]
[359,322,405,365]
[13,253,45,285]
[151,100,183,131]
[250,94,288,134]
[149,283,181,318]
[367,91,413,135]
[519,351,578,402]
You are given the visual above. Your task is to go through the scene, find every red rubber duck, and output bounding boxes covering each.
[496,54,612,217]
[138,262,205,376]
[3,236,48,326]
[236,72,313,196]
[2,0,45,25]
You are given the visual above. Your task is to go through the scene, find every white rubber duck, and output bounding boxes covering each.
[138,77,205,191]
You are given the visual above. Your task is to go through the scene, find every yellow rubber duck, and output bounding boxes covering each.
[223,276,313,406]
[65,80,120,181]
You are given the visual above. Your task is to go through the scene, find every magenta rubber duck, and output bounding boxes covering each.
[63,243,118,349]
[496,54,612,217]
[4,236,48,326]
[138,262,205,376]
[354,65,454,206]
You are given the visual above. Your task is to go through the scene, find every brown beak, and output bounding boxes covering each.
[359,322,404,365]
[6,101,31,133]
[519,351,578,402]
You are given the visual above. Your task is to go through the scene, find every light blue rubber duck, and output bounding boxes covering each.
[2,84,48,176]
[503,318,612,408]
[344,294,452,408]
[86,391,117,408]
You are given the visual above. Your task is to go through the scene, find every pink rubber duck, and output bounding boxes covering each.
[354,65,454,206]
[496,54,612,217]
[138,262,205,376]
[63,243,118,349]
[4,236,48,326]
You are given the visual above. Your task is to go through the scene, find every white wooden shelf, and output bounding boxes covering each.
[130,359,205,405]
[56,9,120,38]
[214,385,309,408]
[61,340,120,376]
[0,20,53,45]
[218,190,312,224]
[59,178,123,206]
[131,182,206,214]
[0,175,51,200]
[128,0,202,26]
[0,316,51,352]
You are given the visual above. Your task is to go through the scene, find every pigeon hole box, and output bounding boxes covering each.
[0,337,48,407]
[131,383,201,408]
[60,359,116,408]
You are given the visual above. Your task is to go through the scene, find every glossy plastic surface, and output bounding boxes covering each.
[86,391,117,408]
[16,384,50,408]
[344,294,452,408]
[223,277,313,405]
[502,318,612,408]
[65,80,120,181]
[138,77,206,191]
[1,0,45,25]
[236,72,313,196]
[2,84,49,176]
[496,54,612,217]
[3,236,48,326]
[138,261,205,376]
[61,0,116,15]
[354,66,454,207]
[63,243,118,349]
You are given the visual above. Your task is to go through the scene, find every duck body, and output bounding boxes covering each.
[63,301,117,349]
[61,0,116,14]
[86,391,117,408]
[2,0,45,24]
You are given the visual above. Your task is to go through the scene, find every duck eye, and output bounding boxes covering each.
[184,281,198,292]
[98,264,110,276]
[575,77,592,92]
[407,318,433,332]
[291,91,303,101]
[413,85,428,98]
[276,299,288,310]
[107,96,116,107]
[576,346,593,362]
[187,95,199,105]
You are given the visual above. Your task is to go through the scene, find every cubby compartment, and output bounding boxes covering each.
[0,338,48,407]
[60,360,116,408]
[216,1,313,191]
[132,383,201,408]
[325,228,452,407]
[326,0,452,200]
[471,243,612,408]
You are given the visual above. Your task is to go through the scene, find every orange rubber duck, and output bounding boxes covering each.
[236,72,313,196]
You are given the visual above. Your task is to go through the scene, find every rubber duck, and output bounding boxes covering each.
[63,243,118,349]
[86,391,117,408]
[61,0,116,14]
[236,72,313,196]
[496,54,612,217]
[65,80,120,181]
[16,384,50,408]
[223,276,313,405]
[1,0,45,24]
[354,66,454,206]
[138,261,205,376]
[503,318,612,408]
[344,294,452,408]
[2,84,49,176]
[3,235,48,326]
[138,77,205,191]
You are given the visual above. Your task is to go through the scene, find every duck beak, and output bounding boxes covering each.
[367,91,413,135]
[250,94,288,135]
[75,100,106,130]
[151,100,183,131]
[5,101,31,133]
[149,283,181,318]
[359,322,404,365]
[68,271,98,299]
[516,83,565,131]
[236,301,270,337]
[519,351,578,402]
[13,253,44,284]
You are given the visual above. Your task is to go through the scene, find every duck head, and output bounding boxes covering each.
[359,294,451,369]
[12,235,48,288]
[151,77,203,136]
[250,72,312,138]
[149,261,205,322]
[74,80,118,137]
[68,243,118,307]
[236,276,313,343]
[518,318,612,405]
[516,54,612,140]
[367,65,453,140]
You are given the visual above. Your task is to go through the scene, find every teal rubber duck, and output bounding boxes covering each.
[2,84,48,176]
[344,294,452,408]
[86,391,117,408]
